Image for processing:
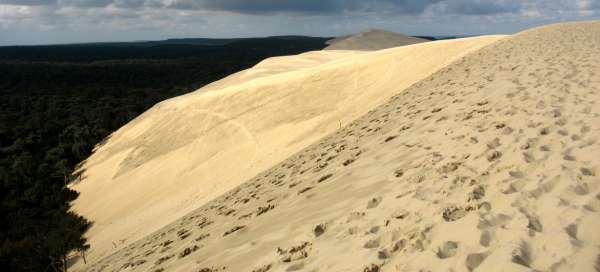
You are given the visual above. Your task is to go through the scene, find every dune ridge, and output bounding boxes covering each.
[70,35,503,269]
[324,29,429,51]
[76,21,600,272]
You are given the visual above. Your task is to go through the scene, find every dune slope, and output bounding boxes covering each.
[324,29,429,51]
[78,21,600,272]
[70,35,503,267]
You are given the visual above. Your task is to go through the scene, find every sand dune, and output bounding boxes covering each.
[70,35,502,269]
[324,29,429,51]
[75,21,600,272]
[200,50,365,92]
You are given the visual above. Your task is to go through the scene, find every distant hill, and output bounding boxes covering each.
[325,29,429,50]
[83,35,331,47]
[0,36,330,62]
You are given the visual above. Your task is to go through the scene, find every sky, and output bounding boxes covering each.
[1,0,599,46]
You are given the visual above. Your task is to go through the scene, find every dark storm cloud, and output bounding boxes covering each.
[443,0,522,15]
[0,0,56,5]
[168,0,442,15]
[348,0,444,14]
[166,0,522,16]
[0,0,142,7]
[169,0,339,14]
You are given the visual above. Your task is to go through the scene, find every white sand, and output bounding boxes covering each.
[75,21,600,272]
[324,29,429,51]
[69,35,503,270]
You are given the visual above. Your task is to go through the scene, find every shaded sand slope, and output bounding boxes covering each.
[325,29,429,51]
[79,21,600,272]
[70,35,503,267]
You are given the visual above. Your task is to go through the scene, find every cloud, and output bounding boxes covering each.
[33,0,441,15]
[58,0,112,7]
[438,0,523,15]
[167,0,441,15]
[1,0,600,46]
[579,0,600,10]
[351,0,443,14]
[168,0,338,14]
[113,0,147,8]
[0,0,526,15]
[0,0,56,5]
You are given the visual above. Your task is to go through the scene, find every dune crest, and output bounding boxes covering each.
[70,35,502,268]
[76,21,600,272]
[324,29,429,51]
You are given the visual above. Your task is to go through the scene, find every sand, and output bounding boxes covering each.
[69,35,503,270]
[75,21,600,272]
[324,29,429,51]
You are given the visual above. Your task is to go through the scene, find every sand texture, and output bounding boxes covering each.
[324,29,429,51]
[75,21,600,272]
[70,35,502,269]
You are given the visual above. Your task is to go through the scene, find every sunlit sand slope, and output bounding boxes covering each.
[200,50,364,92]
[79,21,599,272]
[70,35,503,268]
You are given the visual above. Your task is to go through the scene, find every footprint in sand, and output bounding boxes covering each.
[480,230,492,247]
[251,264,272,272]
[154,254,174,265]
[486,138,501,149]
[466,252,489,271]
[573,183,590,195]
[443,206,468,222]
[511,241,532,268]
[580,167,595,176]
[362,264,381,272]
[436,241,459,259]
[178,245,200,258]
[317,173,334,183]
[540,127,551,136]
[223,225,246,237]
[384,135,398,143]
[343,158,356,166]
[277,242,312,263]
[378,249,391,260]
[523,152,535,163]
[313,224,327,237]
[509,170,525,179]
[527,215,543,233]
[364,237,381,249]
[565,224,578,240]
[503,178,529,194]
[256,204,275,216]
[297,186,313,195]
[487,150,502,162]
[367,197,383,209]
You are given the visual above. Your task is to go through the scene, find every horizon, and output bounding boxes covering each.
[2,1,600,46]
[0,31,470,47]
